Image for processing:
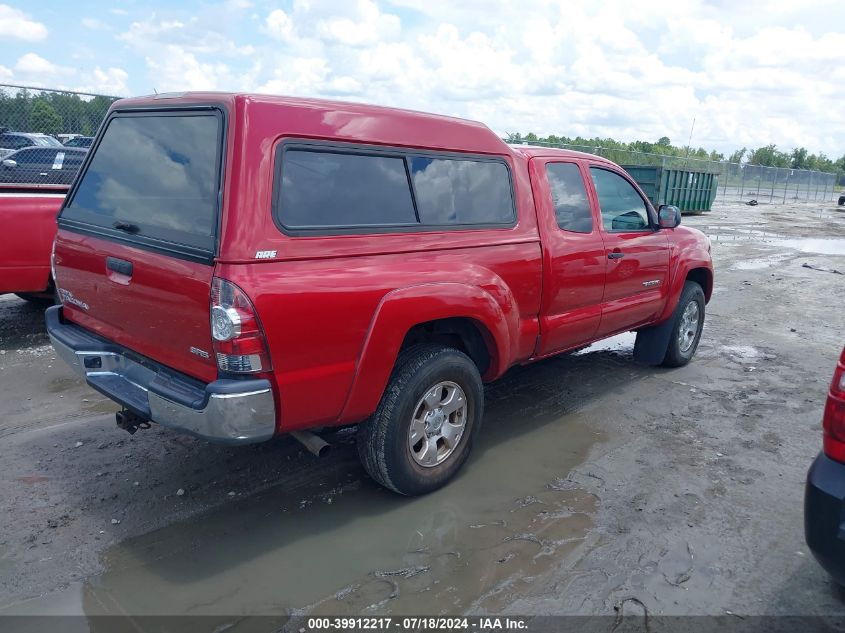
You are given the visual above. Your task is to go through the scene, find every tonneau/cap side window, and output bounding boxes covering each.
[61,110,223,255]
[274,142,516,234]
[409,157,513,225]
[279,150,417,228]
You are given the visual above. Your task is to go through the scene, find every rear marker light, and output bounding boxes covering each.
[210,278,272,374]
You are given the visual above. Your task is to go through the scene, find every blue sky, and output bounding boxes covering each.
[1,0,844,156]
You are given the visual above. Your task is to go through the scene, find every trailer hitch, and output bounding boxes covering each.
[115,409,151,435]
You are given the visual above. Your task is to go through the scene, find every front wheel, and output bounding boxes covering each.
[357,344,484,496]
[661,281,706,367]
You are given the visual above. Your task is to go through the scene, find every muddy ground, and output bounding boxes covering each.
[1,200,844,624]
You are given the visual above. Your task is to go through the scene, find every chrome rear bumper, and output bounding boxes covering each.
[46,306,276,444]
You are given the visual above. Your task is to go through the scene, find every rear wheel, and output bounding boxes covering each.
[661,281,705,367]
[357,344,484,496]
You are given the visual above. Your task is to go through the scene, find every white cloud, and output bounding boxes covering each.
[81,17,109,31]
[4,52,128,96]
[77,67,130,95]
[39,0,843,157]
[263,9,294,42]
[0,4,48,41]
[15,53,65,75]
[258,57,330,95]
[314,0,400,47]
[120,16,255,56]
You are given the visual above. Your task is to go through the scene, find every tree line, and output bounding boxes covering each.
[0,88,118,137]
[508,133,845,183]
[2,89,842,184]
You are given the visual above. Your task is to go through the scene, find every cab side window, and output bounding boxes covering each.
[590,167,650,232]
[546,162,592,233]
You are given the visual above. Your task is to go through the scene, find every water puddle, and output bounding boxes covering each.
[710,231,845,256]
[770,238,845,256]
[719,345,760,363]
[75,413,601,617]
[732,253,794,271]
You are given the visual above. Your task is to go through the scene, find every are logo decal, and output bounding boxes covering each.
[255,250,277,259]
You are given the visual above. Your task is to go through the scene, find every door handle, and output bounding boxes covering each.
[106,257,133,276]
[607,252,625,260]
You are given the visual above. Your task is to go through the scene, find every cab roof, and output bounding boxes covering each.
[511,145,616,165]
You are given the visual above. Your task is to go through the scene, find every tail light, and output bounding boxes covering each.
[210,277,272,374]
[822,348,845,463]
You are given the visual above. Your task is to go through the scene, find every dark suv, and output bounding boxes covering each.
[0,131,63,158]
[0,146,87,185]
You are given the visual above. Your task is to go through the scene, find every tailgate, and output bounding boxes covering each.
[53,107,224,383]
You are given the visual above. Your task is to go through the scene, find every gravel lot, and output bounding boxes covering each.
[1,200,844,621]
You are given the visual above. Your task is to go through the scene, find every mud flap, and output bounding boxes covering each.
[633,318,674,365]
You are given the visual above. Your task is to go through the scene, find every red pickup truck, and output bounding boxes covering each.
[46,93,713,495]
[0,185,65,301]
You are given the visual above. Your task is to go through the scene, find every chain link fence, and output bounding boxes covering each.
[514,140,838,205]
[0,84,119,186]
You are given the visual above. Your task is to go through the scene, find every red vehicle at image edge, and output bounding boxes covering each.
[805,347,845,585]
[45,93,714,495]
[0,185,65,301]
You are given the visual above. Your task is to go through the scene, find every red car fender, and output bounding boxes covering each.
[338,282,515,424]
[657,248,714,324]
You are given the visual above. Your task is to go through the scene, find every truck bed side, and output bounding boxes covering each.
[0,187,66,294]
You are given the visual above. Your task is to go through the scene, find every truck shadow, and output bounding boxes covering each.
[0,294,50,351]
[65,339,660,616]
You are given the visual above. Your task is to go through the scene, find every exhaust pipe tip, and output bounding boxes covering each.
[291,430,331,458]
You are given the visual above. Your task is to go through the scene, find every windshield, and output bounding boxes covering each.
[61,111,222,253]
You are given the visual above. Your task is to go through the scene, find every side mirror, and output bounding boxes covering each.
[658,205,681,229]
[2,159,17,168]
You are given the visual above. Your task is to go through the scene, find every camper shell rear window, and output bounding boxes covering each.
[60,108,225,260]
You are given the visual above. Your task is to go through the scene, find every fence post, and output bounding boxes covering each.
[755,167,761,200]
[739,165,746,200]
[770,168,777,203]
[783,171,789,204]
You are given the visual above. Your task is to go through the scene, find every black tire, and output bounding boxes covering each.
[661,281,706,368]
[357,344,484,496]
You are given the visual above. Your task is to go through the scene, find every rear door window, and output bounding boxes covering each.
[62,111,222,254]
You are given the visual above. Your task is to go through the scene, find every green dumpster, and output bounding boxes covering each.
[621,165,718,213]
